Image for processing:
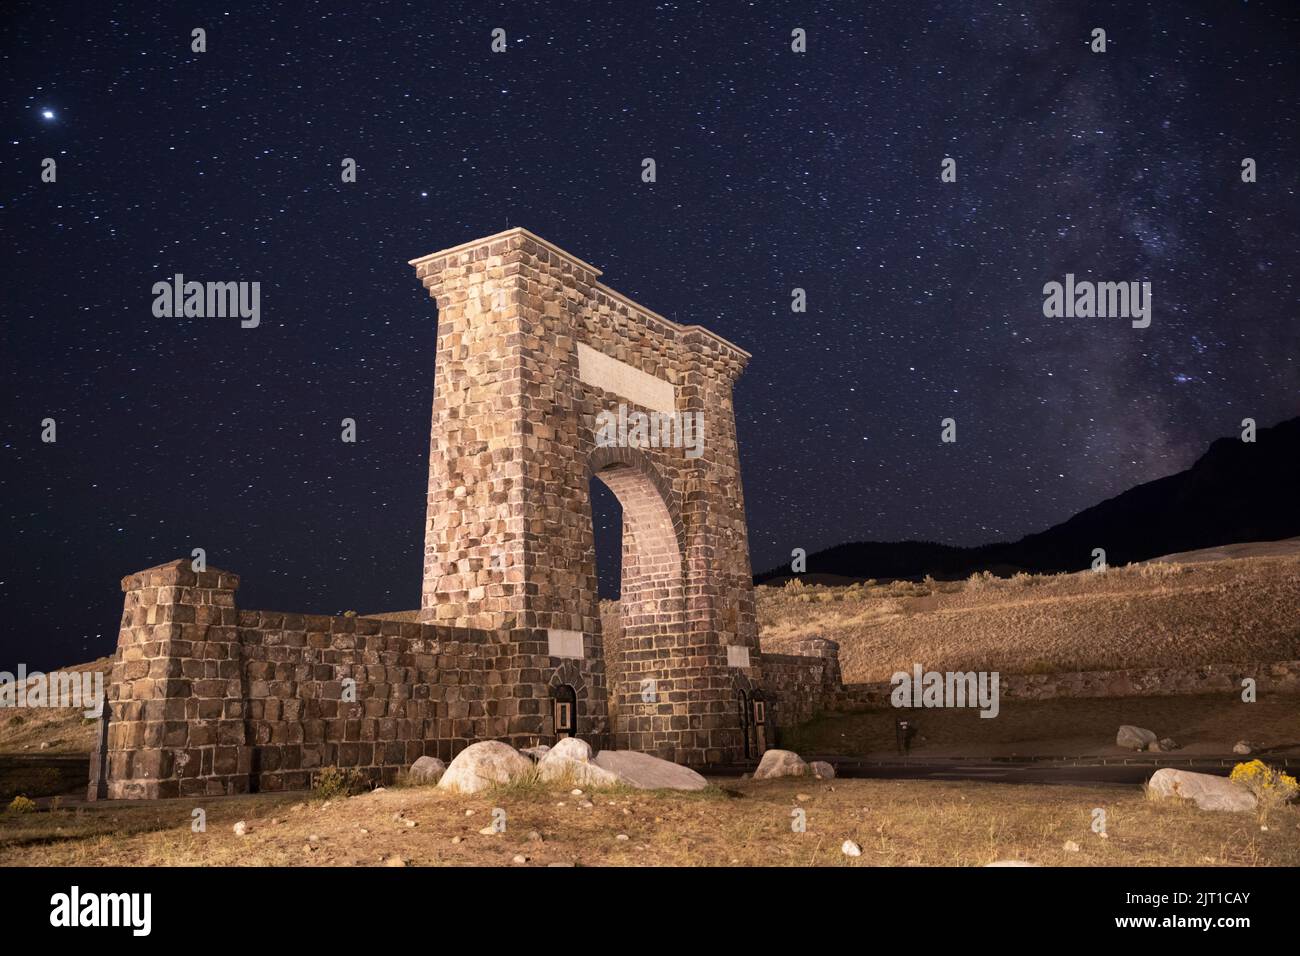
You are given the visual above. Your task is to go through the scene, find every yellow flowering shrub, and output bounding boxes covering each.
[1230,760,1299,820]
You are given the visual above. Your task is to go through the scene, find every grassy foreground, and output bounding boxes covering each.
[2,776,1297,867]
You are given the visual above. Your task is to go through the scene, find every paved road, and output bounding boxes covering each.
[704,754,1296,786]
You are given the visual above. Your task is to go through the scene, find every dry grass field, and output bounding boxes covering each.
[0,657,109,756]
[3,775,1297,867]
[758,549,1300,683]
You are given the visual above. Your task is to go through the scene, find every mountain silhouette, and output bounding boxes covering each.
[754,416,1300,583]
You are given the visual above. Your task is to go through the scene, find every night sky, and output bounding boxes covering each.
[3,1,1297,670]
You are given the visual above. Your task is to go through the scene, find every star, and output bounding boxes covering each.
[41,109,55,120]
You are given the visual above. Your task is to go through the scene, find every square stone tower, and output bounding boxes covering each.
[410,228,759,763]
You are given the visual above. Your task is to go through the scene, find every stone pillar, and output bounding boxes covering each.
[97,559,250,799]
[409,231,599,632]
[410,228,757,765]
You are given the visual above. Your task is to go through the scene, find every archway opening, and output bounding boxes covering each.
[589,457,686,757]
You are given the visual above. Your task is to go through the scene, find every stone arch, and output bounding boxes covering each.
[410,227,760,764]
[586,446,689,757]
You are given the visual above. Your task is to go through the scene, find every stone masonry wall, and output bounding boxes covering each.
[95,560,609,799]
[761,638,844,727]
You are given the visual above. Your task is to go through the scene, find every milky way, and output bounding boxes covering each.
[2,2,1297,668]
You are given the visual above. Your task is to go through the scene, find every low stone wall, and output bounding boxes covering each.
[762,638,843,727]
[833,660,1300,710]
[94,560,608,799]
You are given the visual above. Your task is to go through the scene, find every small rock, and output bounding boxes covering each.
[308,834,320,844]
[753,749,808,780]
[809,760,836,780]
[232,821,247,837]
[478,826,499,836]
[796,793,811,802]
[404,819,417,828]
[570,789,584,796]
[527,830,543,843]
[1117,725,1158,751]
[409,756,446,785]
[512,854,528,864]
[451,836,462,845]
[841,840,862,857]
[384,856,406,867]
[1233,740,1256,755]
[1063,840,1080,852]
[615,834,629,841]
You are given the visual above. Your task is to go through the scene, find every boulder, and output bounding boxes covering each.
[592,750,709,791]
[538,752,621,788]
[547,737,593,763]
[1156,738,1179,752]
[1232,740,1255,756]
[408,756,446,785]
[1147,768,1257,813]
[809,760,836,780]
[536,737,619,787]
[752,749,808,780]
[1116,725,1158,751]
[437,741,533,794]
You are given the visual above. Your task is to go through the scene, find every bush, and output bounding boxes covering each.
[1230,760,1299,821]
[312,766,368,800]
[1133,561,1186,578]
[6,715,24,727]
[965,570,998,592]
[7,795,36,814]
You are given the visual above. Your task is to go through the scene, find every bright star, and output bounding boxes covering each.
[41,109,55,120]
